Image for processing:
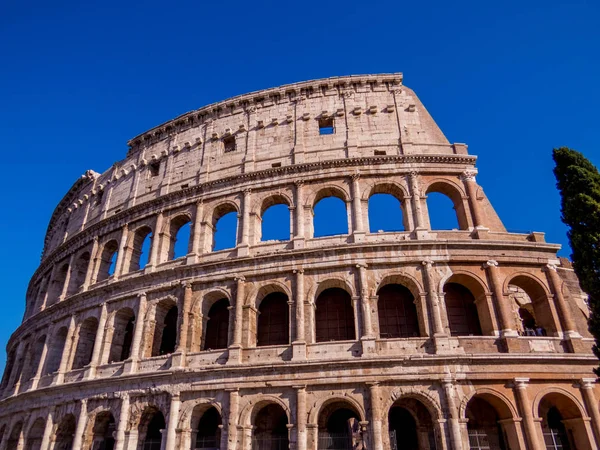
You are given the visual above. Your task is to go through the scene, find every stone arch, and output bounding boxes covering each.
[108,307,136,363]
[310,277,356,301]
[443,271,493,336]
[256,193,293,216]
[362,180,410,202]
[459,388,519,421]
[532,387,588,420]
[504,273,556,336]
[53,413,77,450]
[308,185,351,239]
[6,420,24,449]
[71,316,99,370]
[382,389,443,422]
[126,224,153,272]
[309,395,366,428]
[150,298,179,357]
[67,250,91,295]
[165,213,192,261]
[376,273,424,300]
[178,399,222,430]
[424,179,469,230]
[239,395,292,427]
[45,326,68,375]
[82,408,116,450]
[463,391,515,450]
[136,405,166,450]
[256,193,293,243]
[247,281,293,309]
[96,239,119,282]
[208,201,240,252]
[365,182,410,233]
[306,185,350,207]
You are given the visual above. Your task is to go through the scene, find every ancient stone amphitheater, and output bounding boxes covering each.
[1,74,599,450]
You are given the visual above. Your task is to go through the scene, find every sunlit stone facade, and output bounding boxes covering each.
[1,74,599,450]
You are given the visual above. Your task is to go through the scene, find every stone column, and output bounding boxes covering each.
[351,174,365,242]
[545,263,579,337]
[229,277,245,364]
[86,302,108,379]
[295,386,307,450]
[227,389,240,450]
[293,270,307,360]
[177,282,193,354]
[59,253,76,301]
[294,181,305,249]
[421,261,445,336]
[6,341,25,392]
[513,378,542,450]
[127,292,147,372]
[83,236,99,290]
[147,211,164,271]
[580,378,600,447]
[39,407,55,450]
[114,393,130,450]
[189,200,204,263]
[442,380,464,450]
[31,325,53,391]
[113,223,129,280]
[238,189,251,256]
[71,399,88,450]
[408,172,426,233]
[56,315,78,384]
[460,171,485,228]
[357,264,373,338]
[368,383,384,450]
[165,393,181,450]
[483,261,516,336]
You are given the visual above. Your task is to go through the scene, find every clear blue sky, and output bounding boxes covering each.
[1,0,598,372]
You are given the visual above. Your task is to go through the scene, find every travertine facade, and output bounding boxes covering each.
[1,74,598,450]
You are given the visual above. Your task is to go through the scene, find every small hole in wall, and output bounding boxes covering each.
[223,135,236,153]
[318,117,334,135]
[95,190,104,206]
[374,150,386,156]
[271,162,281,168]
[181,184,189,189]
[114,208,121,215]
[149,161,160,177]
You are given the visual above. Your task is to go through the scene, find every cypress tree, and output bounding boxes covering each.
[553,147,600,374]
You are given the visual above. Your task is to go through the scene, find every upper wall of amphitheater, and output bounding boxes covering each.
[41,73,473,260]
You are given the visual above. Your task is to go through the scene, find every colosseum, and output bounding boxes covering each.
[0,73,598,450]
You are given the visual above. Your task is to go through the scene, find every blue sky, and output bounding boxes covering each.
[0,0,598,371]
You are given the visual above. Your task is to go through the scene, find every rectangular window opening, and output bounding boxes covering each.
[181,184,189,189]
[149,161,160,177]
[374,150,386,156]
[223,135,236,153]
[271,162,282,168]
[318,117,335,135]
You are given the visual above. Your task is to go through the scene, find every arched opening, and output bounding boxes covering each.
[10,342,28,387]
[192,406,222,450]
[97,240,119,282]
[507,277,556,336]
[388,397,436,450]
[317,401,362,450]
[35,276,49,313]
[23,336,46,382]
[45,326,68,375]
[465,397,507,450]
[48,263,69,305]
[129,227,153,272]
[257,292,290,347]
[261,204,291,242]
[6,421,23,450]
[68,251,90,295]
[539,392,589,450]
[87,411,115,450]
[443,283,483,336]
[71,317,99,370]
[315,288,355,343]
[368,193,405,232]
[0,349,16,389]
[313,196,348,238]
[253,403,289,450]
[149,303,178,357]
[25,417,45,450]
[109,308,135,363]
[138,408,165,450]
[426,182,467,230]
[212,205,238,252]
[54,414,76,450]
[203,299,230,351]
[377,284,419,338]
[0,424,6,449]
[169,216,191,260]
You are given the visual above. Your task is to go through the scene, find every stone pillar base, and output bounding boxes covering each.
[186,253,198,265]
[122,359,137,374]
[361,336,377,356]
[412,229,429,240]
[472,227,490,239]
[227,346,242,365]
[566,336,590,354]
[502,337,528,353]
[292,341,307,360]
[237,245,249,257]
[293,237,305,249]
[171,351,185,368]
[352,231,366,243]
[434,336,460,354]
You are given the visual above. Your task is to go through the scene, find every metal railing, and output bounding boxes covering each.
[317,433,353,450]
[252,435,289,450]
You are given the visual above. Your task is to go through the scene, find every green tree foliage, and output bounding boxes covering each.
[553,147,600,373]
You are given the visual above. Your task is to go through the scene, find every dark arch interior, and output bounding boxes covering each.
[141,410,165,450]
[72,317,99,370]
[92,412,116,450]
[466,398,506,450]
[54,415,76,450]
[204,299,230,351]
[315,288,355,343]
[388,407,418,450]
[195,407,222,449]
[254,403,289,450]
[377,284,419,338]
[159,306,178,355]
[444,283,482,336]
[257,292,290,347]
